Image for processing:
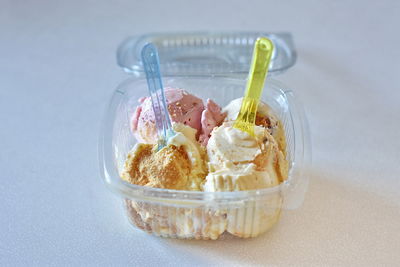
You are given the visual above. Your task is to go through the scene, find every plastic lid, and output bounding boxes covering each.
[117,32,296,77]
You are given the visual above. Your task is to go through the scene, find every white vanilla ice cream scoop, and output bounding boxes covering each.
[203,122,288,238]
[223,97,287,155]
[204,122,288,191]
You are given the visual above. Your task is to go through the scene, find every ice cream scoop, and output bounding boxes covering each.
[203,122,288,238]
[132,88,204,143]
[132,89,225,145]
[205,122,288,189]
[122,123,207,191]
[223,97,287,155]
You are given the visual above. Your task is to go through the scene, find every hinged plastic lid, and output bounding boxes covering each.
[117,32,296,77]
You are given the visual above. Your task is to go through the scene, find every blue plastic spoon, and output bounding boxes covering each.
[141,43,175,151]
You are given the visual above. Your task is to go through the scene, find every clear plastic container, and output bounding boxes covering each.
[99,32,311,240]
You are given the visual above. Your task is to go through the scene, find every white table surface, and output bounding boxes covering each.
[1,1,399,266]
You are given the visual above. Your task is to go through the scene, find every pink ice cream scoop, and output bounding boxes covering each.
[131,88,205,143]
[199,99,227,146]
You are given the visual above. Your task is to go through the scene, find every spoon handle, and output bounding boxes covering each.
[141,43,174,149]
[234,37,274,137]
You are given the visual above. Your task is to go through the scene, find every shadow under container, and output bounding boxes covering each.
[99,32,311,240]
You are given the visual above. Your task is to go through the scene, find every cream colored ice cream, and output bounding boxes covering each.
[122,123,206,190]
[125,200,227,240]
[203,163,278,192]
[167,123,206,189]
[204,122,288,191]
[223,97,287,155]
[203,122,288,238]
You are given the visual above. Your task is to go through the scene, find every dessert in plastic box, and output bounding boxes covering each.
[99,32,311,240]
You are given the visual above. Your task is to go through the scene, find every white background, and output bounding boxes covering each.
[1,1,399,266]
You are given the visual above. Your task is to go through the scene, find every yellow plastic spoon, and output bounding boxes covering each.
[233,37,274,137]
